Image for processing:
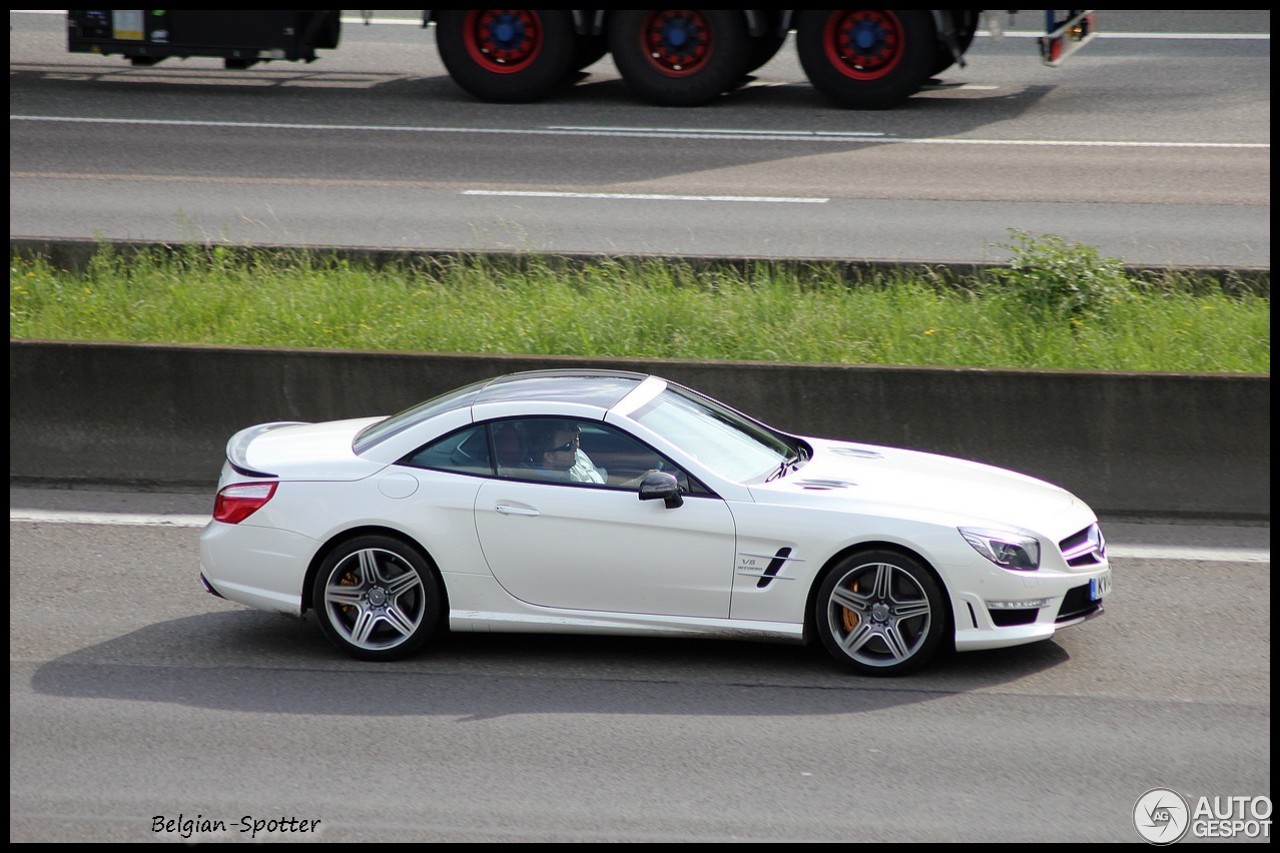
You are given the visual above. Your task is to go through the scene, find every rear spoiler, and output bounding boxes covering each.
[226,421,308,477]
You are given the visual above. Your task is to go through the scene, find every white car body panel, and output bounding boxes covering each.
[472,399,609,423]
[200,520,315,613]
[238,417,385,480]
[442,573,804,641]
[777,438,1085,536]
[474,479,736,617]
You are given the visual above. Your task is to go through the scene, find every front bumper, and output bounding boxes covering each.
[951,563,1111,652]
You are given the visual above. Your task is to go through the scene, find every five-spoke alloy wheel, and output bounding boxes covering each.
[815,550,946,675]
[312,536,443,661]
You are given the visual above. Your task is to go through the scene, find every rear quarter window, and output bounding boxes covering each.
[399,424,492,476]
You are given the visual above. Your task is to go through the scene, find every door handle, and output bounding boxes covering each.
[495,503,540,517]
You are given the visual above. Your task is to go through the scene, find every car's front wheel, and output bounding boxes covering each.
[815,550,946,675]
[312,535,443,661]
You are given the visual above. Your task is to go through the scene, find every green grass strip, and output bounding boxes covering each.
[9,240,1270,374]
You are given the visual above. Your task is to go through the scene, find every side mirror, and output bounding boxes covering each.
[638,470,683,509]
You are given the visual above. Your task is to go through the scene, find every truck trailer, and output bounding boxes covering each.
[66,9,1097,110]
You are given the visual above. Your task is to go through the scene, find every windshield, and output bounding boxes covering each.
[630,387,795,482]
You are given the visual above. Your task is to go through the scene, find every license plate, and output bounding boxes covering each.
[1089,571,1111,602]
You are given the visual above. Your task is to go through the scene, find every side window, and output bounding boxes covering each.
[399,424,492,476]
[493,417,700,493]
[492,420,532,477]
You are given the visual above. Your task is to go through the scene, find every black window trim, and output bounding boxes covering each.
[397,417,721,499]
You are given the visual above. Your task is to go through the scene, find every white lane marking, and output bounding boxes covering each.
[8,509,1270,563]
[1107,544,1271,564]
[10,116,1269,149]
[461,190,828,204]
[547,125,887,137]
[988,30,1270,40]
[343,15,420,26]
[10,508,209,528]
[898,138,1268,149]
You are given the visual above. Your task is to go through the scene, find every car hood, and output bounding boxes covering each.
[750,438,1090,536]
[229,417,387,481]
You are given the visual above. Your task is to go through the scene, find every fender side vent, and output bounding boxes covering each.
[756,547,793,589]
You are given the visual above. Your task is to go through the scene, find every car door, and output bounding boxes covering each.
[473,417,737,618]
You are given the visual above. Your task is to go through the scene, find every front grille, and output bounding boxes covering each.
[1056,583,1101,623]
[1059,524,1106,568]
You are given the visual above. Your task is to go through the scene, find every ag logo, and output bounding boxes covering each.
[1134,788,1190,845]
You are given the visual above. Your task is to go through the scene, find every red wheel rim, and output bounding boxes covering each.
[463,10,543,74]
[822,10,905,80]
[641,10,713,77]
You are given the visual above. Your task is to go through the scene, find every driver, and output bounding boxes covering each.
[529,421,605,484]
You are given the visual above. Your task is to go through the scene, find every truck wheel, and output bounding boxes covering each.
[301,11,341,51]
[930,10,977,76]
[435,10,576,103]
[608,10,752,106]
[797,9,935,110]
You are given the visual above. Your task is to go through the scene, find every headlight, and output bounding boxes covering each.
[959,527,1041,570]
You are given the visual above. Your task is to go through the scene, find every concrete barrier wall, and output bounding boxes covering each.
[9,340,1269,518]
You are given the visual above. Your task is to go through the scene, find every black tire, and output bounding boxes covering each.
[311,10,341,51]
[435,10,576,103]
[607,10,753,106]
[930,10,977,77]
[796,9,936,110]
[312,535,444,661]
[814,549,946,675]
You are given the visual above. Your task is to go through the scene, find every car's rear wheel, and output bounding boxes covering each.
[312,535,443,661]
[815,550,945,675]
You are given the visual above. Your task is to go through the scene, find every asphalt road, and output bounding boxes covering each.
[8,487,1271,842]
[8,11,1271,265]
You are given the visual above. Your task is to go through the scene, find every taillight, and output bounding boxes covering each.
[214,482,278,524]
